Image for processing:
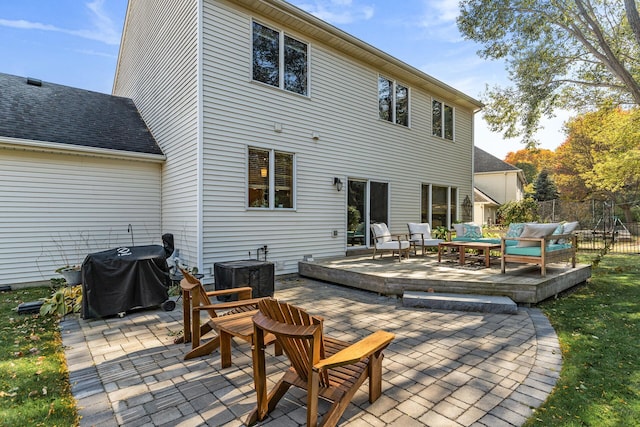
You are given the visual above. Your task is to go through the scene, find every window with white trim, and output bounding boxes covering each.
[252,21,308,96]
[248,147,295,209]
[378,75,409,126]
[432,99,454,140]
[422,184,457,228]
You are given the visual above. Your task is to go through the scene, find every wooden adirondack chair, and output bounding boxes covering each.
[178,268,264,360]
[247,298,395,427]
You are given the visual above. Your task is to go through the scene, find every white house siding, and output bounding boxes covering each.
[475,171,522,205]
[0,148,162,286]
[113,0,201,268]
[200,1,475,275]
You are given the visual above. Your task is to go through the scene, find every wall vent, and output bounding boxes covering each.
[26,77,42,87]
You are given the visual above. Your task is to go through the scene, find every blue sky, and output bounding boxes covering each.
[0,0,570,159]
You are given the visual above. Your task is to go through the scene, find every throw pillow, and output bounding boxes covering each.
[516,223,561,247]
[551,223,564,243]
[462,223,483,238]
[505,223,526,238]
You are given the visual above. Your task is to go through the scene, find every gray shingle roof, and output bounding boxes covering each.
[474,146,518,173]
[0,72,162,156]
[474,187,499,205]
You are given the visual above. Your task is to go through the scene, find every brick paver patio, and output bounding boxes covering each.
[61,276,561,426]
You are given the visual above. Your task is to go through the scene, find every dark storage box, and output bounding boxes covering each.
[214,260,274,301]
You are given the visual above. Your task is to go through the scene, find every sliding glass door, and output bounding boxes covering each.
[347,179,388,247]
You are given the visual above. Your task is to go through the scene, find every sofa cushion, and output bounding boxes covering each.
[408,222,431,241]
[558,221,579,244]
[453,237,501,244]
[563,221,579,234]
[516,223,561,247]
[371,223,391,243]
[506,243,572,256]
[376,240,410,250]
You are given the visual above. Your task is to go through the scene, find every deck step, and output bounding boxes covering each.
[402,291,518,314]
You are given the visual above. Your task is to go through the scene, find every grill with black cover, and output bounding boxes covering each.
[81,245,171,319]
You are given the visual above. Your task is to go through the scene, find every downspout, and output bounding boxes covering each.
[197,0,204,275]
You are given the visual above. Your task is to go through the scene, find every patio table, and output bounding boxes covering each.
[438,241,501,268]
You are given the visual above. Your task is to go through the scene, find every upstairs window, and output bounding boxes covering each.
[378,76,409,126]
[248,147,295,209]
[252,21,308,96]
[432,100,454,140]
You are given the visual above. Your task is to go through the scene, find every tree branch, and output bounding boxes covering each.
[624,0,640,47]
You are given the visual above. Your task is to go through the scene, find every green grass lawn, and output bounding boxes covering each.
[525,253,640,426]
[1,254,639,426]
[0,287,78,427]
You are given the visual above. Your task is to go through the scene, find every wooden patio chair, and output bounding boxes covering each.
[177,268,264,360]
[247,298,395,427]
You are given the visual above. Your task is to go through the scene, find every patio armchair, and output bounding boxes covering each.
[177,268,264,360]
[407,222,444,255]
[247,298,395,427]
[370,222,411,261]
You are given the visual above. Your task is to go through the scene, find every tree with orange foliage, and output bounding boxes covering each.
[504,148,555,186]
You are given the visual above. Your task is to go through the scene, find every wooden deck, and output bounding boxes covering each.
[298,253,591,305]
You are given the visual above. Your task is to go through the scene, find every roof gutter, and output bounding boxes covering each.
[0,136,166,163]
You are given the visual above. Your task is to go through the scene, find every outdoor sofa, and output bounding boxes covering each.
[450,222,579,276]
[500,222,579,276]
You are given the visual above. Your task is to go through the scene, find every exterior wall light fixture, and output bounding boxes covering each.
[333,177,343,192]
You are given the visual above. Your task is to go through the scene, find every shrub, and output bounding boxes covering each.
[40,285,82,316]
[497,197,540,224]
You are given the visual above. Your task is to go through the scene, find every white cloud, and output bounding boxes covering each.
[412,0,464,43]
[291,0,375,25]
[0,0,120,45]
[81,0,121,45]
[73,48,118,59]
[428,0,460,22]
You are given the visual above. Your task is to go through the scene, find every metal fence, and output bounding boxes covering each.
[536,199,640,254]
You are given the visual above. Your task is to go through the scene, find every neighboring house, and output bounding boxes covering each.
[473,146,526,225]
[0,73,165,286]
[113,0,483,280]
[473,187,501,226]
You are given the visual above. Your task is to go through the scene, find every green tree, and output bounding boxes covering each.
[497,197,540,224]
[457,0,640,146]
[514,162,537,185]
[533,169,559,201]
